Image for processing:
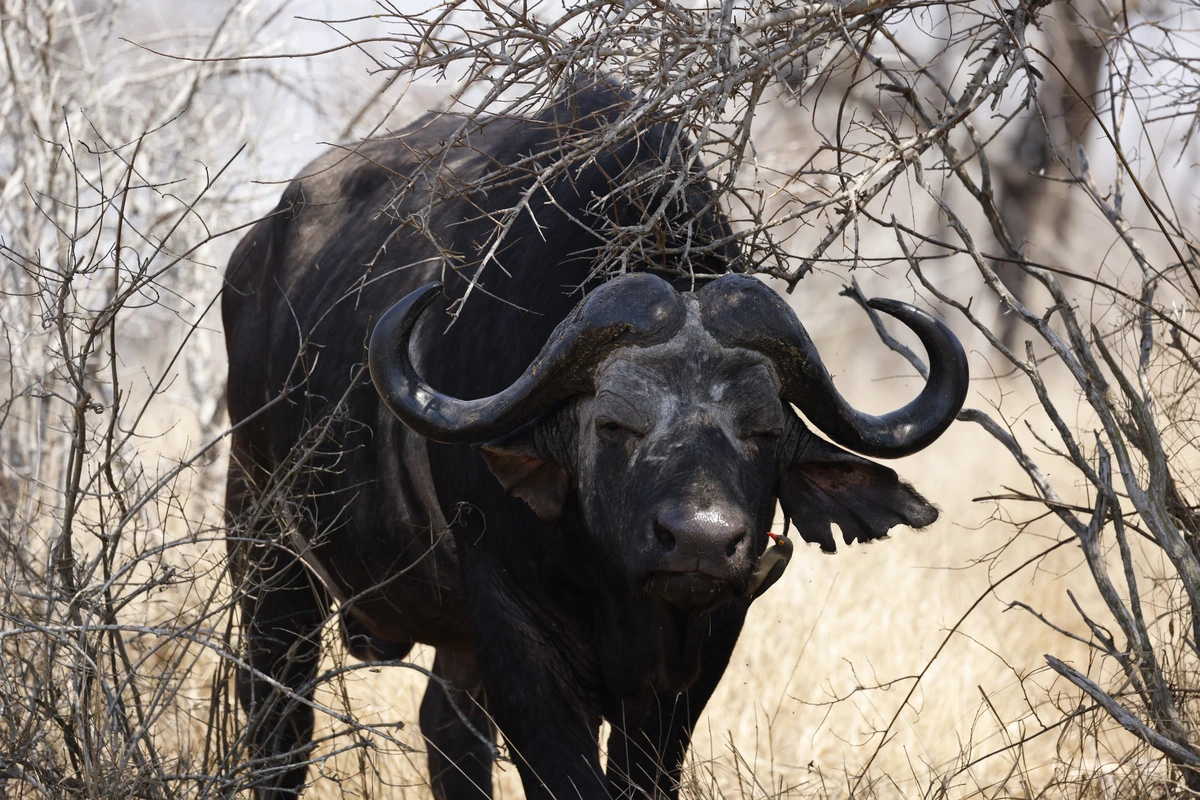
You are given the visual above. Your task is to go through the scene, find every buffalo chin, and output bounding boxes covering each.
[647,571,735,608]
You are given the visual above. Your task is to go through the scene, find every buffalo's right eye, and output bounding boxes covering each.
[596,418,643,443]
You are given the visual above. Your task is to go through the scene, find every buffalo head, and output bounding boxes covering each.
[369,273,968,608]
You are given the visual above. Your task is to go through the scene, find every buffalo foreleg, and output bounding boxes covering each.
[467,567,609,800]
[420,649,496,800]
[605,606,747,800]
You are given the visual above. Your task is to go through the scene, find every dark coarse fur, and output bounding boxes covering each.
[223,81,945,800]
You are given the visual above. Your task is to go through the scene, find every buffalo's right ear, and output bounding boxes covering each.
[478,424,570,524]
[777,421,938,553]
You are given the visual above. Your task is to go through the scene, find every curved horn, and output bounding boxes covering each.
[697,274,968,458]
[369,274,686,444]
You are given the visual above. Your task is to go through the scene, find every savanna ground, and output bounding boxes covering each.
[2,0,1199,797]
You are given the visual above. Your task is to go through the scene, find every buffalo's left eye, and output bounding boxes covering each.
[740,429,782,443]
[735,403,785,443]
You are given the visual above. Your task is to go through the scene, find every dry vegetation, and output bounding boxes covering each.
[2,0,1199,797]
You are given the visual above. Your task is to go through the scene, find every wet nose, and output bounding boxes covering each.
[653,503,750,577]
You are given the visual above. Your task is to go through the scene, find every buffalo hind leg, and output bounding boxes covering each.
[606,607,747,800]
[420,649,497,800]
[235,546,328,799]
[340,610,414,663]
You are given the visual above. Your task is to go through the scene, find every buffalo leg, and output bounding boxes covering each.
[605,606,746,800]
[466,569,609,800]
[420,649,496,800]
[228,466,328,800]
[236,553,327,799]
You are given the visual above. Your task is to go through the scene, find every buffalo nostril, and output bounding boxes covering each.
[726,531,746,558]
[654,522,677,551]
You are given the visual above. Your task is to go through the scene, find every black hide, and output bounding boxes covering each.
[222,81,956,800]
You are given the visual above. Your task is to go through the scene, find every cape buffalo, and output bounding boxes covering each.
[222,81,968,800]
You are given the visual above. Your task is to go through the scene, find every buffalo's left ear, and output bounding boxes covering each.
[777,429,937,553]
[478,424,570,524]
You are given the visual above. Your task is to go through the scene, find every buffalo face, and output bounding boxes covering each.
[369,273,969,610]
[572,312,784,606]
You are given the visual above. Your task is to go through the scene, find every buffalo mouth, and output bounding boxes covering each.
[646,571,734,608]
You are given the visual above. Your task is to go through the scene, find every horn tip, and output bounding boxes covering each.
[865,296,922,318]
